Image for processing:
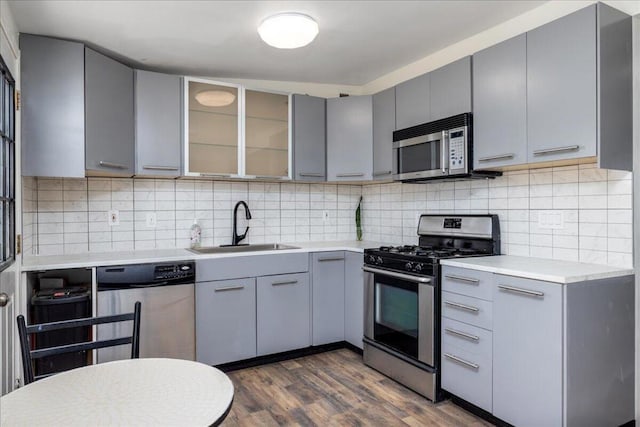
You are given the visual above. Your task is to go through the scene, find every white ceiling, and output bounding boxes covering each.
[8,0,548,85]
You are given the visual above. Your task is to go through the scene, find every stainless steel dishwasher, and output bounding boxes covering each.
[96,261,195,362]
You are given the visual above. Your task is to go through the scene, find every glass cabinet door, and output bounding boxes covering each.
[186,79,240,176]
[244,89,290,178]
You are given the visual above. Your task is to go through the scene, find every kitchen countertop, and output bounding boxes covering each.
[21,240,382,271]
[440,255,634,284]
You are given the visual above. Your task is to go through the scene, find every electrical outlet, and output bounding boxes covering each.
[146,212,157,228]
[538,211,564,229]
[108,209,120,226]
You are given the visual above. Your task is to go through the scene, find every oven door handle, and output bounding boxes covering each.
[362,266,432,284]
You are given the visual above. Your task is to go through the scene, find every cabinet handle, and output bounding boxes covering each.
[498,284,544,298]
[444,274,479,285]
[373,170,392,177]
[445,327,479,342]
[214,285,245,292]
[478,153,514,162]
[143,165,179,171]
[272,280,298,286]
[444,353,479,370]
[318,257,345,262]
[200,173,231,178]
[336,173,365,178]
[532,145,580,156]
[255,175,284,180]
[99,161,127,169]
[444,300,479,313]
[299,173,324,177]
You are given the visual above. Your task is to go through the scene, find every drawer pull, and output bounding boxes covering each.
[498,285,544,298]
[444,301,479,313]
[445,274,479,285]
[99,161,127,169]
[142,165,179,171]
[532,145,580,156]
[444,353,479,370]
[272,280,298,286]
[200,173,232,178]
[299,172,324,177]
[318,257,345,262]
[373,170,392,177]
[336,173,365,178]
[478,153,514,162]
[255,175,284,180]
[214,285,245,292]
[445,327,479,342]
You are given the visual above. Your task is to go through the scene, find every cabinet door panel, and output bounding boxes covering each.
[344,252,364,349]
[326,96,373,181]
[196,278,256,365]
[257,273,310,355]
[527,5,597,163]
[473,35,527,169]
[135,70,182,176]
[372,88,395,180]
[312,252,345,345]
[85,47,134,175]
[21,34,85,177]
[395,73,430,129]
[293,94,326,181]
[493,276,562,427]
[430,57,472,121]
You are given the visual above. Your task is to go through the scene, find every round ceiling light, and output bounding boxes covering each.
[195,90,236,107]
[258,13,319,49]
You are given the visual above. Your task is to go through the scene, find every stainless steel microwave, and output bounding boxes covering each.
[392,113,500,182]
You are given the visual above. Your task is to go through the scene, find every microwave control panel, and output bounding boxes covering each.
[448,129,467,173]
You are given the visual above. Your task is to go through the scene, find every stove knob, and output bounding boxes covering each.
[405,262,413,270]
[376,256,383,265]
[414,263,423,272]
[367,255,376,264]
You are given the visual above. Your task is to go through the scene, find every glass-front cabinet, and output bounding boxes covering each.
[184,77,291,179]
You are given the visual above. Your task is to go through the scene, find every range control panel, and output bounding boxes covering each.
[448,129,467,173]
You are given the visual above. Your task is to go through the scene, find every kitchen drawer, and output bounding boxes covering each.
[196,253,309,282]
[442,338,493,413]
[442,291,493,331]
[442,266,493,301]
[442,317,492,358]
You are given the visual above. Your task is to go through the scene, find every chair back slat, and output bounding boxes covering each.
[17,301,141,385]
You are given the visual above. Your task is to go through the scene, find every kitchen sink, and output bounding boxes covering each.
[187,243,300,254]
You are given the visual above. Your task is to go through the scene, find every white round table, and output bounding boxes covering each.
[0,358,234,426]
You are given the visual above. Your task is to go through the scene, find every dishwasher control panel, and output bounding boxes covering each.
[155,263,194,281]
[97,261,195,290]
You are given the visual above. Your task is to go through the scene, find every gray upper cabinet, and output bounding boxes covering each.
[311,252,345,346]
[429,56,472,121]
[473,35,527,170]
[292,94,326,181]
[85,47,135,176]
[21,34,86,178]
[527,4,631,170]
[326,95,373,181]
[135,70,182,177]
[372,87,395,180]
[395,73,429,129]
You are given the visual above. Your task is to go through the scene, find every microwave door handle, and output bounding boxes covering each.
[441,131,449,174]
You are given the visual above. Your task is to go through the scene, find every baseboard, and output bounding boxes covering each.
[448,394,513,427]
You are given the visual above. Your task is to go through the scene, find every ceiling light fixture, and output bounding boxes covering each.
[195,90,236,107]
[258,12,319,49]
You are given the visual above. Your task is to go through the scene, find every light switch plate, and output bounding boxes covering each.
[108,209,120,226]
[538,211,564,229]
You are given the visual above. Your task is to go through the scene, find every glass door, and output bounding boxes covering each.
[394,131,447,180]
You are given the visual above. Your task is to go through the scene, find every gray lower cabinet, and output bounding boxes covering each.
[311,252,345,345]
[195,278,256,365]
[85,47,135,175]
[372,87,395,181]
[344,252,364,349]
[135,70,182,177]
[429,56,471,122]
[257,273,311,356]
[20,34,86,178]
[493,276,562,427]
[293,94,326,181]
[395,72,430,130]
[326,95,373,181]
[473,34,527,170]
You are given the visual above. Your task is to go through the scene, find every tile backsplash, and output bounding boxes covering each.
[22,164,633,268]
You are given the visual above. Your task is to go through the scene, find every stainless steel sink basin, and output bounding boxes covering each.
[188,243,300,254]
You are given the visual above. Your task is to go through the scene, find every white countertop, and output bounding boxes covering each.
[440,255,634,284]
[21,240,382,271]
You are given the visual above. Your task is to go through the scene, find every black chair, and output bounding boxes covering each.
[17,301,141,385]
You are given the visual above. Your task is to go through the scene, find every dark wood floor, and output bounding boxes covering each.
[221,349,492,426]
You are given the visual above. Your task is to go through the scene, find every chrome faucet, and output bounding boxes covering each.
[232,201,252,245]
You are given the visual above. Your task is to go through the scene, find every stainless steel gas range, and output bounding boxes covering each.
[362,214,500,402]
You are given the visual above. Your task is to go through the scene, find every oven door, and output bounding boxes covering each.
[364,266,435,367]
[393,130,448,181]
